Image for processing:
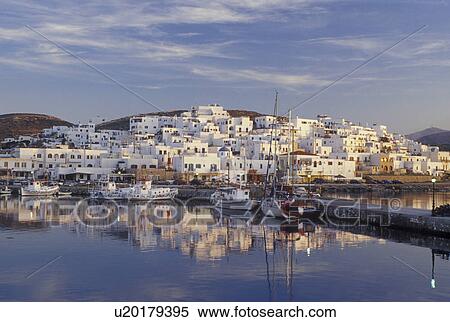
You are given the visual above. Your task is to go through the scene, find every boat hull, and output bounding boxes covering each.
[20,186,59,197]
[91,189,178,201]
[214,200,258,210]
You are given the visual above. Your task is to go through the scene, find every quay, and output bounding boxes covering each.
[321,198,450,237]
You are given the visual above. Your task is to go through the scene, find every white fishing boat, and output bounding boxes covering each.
[91,181,178,201]
[128,181,178,201]
[58,191,73,197]
[210,187,258,212]
[0,186,12,195]
[20,181,60,197]
[293,186,321,198]
[90,182,125,200]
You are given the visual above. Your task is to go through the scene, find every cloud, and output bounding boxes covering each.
[304,35,384,51]
[191,66,328,87]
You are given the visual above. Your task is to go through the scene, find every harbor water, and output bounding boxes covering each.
[0,193,449,301]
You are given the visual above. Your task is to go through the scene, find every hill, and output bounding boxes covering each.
[416,131,450,151]
[0,113,73,140]
[96,109,266,131]
[406,127,447,141]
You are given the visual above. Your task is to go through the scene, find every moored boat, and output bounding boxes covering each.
[20,181,60,197]
[0,186,12,195]
[91,181,178,201]
[281,197,322,218]
[128,181,178,201]
[210,187,258,214]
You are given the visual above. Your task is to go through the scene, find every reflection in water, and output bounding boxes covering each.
[0,196,378,260]
[1,196,450,301]
[323,191,450,210]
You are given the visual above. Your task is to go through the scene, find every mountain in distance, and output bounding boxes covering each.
[407,127,450,151]
[406,127,447,141]
[0,113,73,140]
[417,131,450,151]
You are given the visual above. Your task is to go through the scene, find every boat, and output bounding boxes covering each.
[210,187,259,214]
[91,181,178,201]
[20,181,60,197]
[128,181,178,201]
[90,181,125,199]
[281,197,322,218]
[0,186,12,195]
[58,191,73,197]
[293,186,321,198]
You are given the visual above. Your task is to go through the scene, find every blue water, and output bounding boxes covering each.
[0,196,449,301]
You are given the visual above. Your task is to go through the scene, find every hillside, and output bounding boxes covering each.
[97,109,266,131]
[416,131,450,151]
[0,113,73,140]
[406,127,447,141]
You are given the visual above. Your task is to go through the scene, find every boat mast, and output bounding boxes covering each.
[287,109,292,187]
[263,91,279,198]
[272,94,279,198]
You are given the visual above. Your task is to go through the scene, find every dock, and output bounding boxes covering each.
[321,198,450,237]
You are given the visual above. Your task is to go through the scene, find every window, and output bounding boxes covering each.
[48,154,52,158]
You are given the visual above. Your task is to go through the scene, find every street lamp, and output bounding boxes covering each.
[431,178,436,216]
[431,249,436,289]
[307,173,312,195]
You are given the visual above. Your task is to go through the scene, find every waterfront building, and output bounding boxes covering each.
[2,103,449,182]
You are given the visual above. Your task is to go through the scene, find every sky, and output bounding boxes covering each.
[1,0,450,134]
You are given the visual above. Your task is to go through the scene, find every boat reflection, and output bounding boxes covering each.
[0,197,380,257]
[2,196,450,297]
[1,197,450,265]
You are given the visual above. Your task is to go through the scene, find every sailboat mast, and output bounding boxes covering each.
[287,109,292,187]
[263,91,279,197]
[272,93,279,196]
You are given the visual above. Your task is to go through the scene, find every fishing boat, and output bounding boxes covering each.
[20,181,60,197]
[90,181,125,200]
[58,191,73,197]
[128,181,178,201]
[293,186,321,198]
[281,196,322,218]
[91,181,178,201]
[210,187,259,213]
[1,171,13,195]
[0,186,12,195]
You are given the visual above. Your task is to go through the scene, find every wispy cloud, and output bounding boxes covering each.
[191,66,328,87]
[319,37,382,51]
